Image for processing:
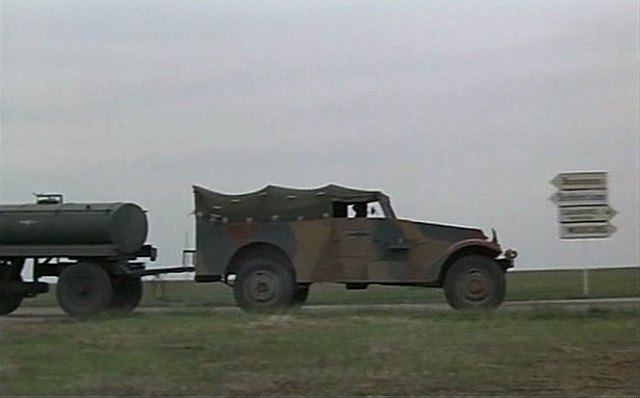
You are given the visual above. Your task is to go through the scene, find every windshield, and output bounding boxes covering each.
[334,199,396,219]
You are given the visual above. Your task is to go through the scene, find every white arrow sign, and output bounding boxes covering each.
[550,171,607,191]
[550,189,608,206]
[559,205,618,223]
[560,222,617,239]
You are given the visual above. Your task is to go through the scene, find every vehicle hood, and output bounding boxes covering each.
[409,221,487,243]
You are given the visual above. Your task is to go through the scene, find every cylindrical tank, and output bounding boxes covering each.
[0,202,148,254]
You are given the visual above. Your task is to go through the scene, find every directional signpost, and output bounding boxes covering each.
[559,223,617,239]
[550,190,608,207]
[558,205,617,224]
[550,171,617,240]
[550,171,617,296]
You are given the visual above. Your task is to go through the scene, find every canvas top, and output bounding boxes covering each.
[193,184,392,222]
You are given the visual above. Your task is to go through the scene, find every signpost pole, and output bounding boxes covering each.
[582,242,589,297]
[583,267,589,297]
[583,264,590,297]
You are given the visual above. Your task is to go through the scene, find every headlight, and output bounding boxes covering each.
[504,249,518,260]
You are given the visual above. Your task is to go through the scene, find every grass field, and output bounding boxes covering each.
[21,266,640,308]
[1,310,638,396]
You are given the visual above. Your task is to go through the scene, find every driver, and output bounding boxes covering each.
[353,202,367,218]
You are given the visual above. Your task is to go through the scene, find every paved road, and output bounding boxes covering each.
[2,297,638,323]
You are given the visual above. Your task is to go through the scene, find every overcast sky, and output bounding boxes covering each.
[1,1,638,271]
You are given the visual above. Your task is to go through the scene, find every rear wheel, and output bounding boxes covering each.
[108,276,143,314]
[56,263,113,318]
[443,255,505,310]
[233,257,295,312]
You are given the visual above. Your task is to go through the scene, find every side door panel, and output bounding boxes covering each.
[368,219,414,282]
[327,218,372,281]
[291,219,333,282]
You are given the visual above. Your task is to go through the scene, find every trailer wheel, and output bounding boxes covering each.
[233,257,295,312]
[443,255,505,310]
[108,276,143,314]
[56,263,113,318]
[0,261,25,316]
[0,274,22,315]
[0,294,22,316]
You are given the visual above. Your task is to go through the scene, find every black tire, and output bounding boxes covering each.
[56,263,113,318]
[0,293,23,316]
[0,261,25,316]
[108,276,143,314]
[443,255,505,310]
[233,256,295,312]
[291,285,310,307]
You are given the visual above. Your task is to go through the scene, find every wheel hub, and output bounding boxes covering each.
[462,271,490,301]
[246,270,279,302]
[72,277,92,299]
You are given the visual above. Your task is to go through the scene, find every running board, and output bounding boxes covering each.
[139,266,195,277]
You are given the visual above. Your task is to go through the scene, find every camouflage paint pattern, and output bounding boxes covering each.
[194,202,512,286]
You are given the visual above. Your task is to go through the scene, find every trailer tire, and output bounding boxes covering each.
[1,260,24,315]
[0,293,22,316]
[108,276,143,314]
[233,257,295,312]
[56,263,113,318]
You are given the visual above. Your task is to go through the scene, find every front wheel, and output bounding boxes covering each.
[233,257,295,312]
[56,263,113,318]
[443,255,505,310]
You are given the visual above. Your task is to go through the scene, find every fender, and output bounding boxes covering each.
[423,239,503,283]
[195,220,297,278]
[226,240,296,276]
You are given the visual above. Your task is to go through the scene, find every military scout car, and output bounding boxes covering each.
[192,184,517,311]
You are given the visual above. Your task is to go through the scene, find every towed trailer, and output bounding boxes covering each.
[0,194,192,318]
